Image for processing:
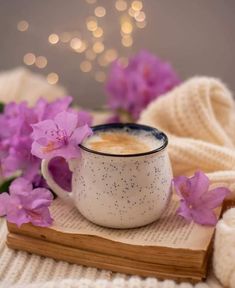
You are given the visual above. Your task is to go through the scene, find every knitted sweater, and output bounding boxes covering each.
[139,77,235,199]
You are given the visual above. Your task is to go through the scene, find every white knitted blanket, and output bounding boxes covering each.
[0,71,234,287]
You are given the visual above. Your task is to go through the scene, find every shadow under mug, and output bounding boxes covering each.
[41,123,173,229]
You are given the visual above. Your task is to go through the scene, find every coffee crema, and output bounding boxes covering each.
[82,129,163,155]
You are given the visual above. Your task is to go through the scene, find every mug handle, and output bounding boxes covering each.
[41,159,74,205]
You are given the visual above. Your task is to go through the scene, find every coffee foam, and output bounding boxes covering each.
[82,128,164,155]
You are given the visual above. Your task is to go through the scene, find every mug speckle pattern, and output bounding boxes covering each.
[72,149,172,228]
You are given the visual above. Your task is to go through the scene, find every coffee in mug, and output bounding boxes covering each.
[41,123,173,229]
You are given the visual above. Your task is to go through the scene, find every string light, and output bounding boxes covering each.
[121,35,133,47]
[80,60,92,72]
[85,49,97,60]
[86,17,98,31]
[47,73,59,84]
[70,38,82,50]
[92,27,103,38]
[136,21,147,28]
[48,33,59,44]
[93,41,104,53]
[23,53,36,65]
[95,71,106,82]
[75,41,87,53]
[135,11,146,22]
[118,57,129,67]
[17,20,29,32]
[94,6,106,18]
[35,56,47,69]
[121,21,133,34]
[104,49,118,62]
[115,0,127,11]
[60,32,71,43]
[131,1,143,11]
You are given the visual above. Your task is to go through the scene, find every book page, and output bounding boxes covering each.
[50,198,218,250]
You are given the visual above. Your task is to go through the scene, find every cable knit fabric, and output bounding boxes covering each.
[139,77,235,199]
[0,67,66,106]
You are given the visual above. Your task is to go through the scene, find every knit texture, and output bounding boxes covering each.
[0,67,66,106]
[139,77,235,199]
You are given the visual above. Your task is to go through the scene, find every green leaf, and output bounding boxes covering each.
[0,102,4,114]
[0,178,15,194]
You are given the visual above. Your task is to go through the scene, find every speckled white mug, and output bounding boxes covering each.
[41,123,173,228]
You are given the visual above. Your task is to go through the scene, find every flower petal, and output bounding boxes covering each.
[200,187,230,209]
[191,208,217,226]
[9,177,33,196]
[172,176,191,199]
[0,193,10,216]
[31,119,56,141]
[177,200,193,222]
[54,112,78,136]
[189,171,210,201]
[71,124,93,144]
[29,207,53,227]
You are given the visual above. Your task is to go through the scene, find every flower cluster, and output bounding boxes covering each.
[106,50,180,121]
[0,97,92,227]
[173,171,230,226]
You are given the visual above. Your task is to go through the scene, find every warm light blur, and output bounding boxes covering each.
[86,0,97,3]
[131,0,143,11]
[136,21,147,29]
[135,11,146,22]
[35,56,47,69]
[47,73,59,85]
[121,21,133,34]
[104,49,118,62]
[93,41,104,53]
[17,20,29,32]
[23,53,36,65]
[121,35,133,47]
[80,60,92,72]
[48,33,59,44]
[75,41,87,53]
[60,32,71,43]
[70,38,82,50]
[92,27,103,38]
[94,6,106,17]
[95,71,106,82]
[115,0,127,11]
[86,17,98,32]
[85,49,97,60]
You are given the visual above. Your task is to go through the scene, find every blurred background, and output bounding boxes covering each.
[0,0,234,108]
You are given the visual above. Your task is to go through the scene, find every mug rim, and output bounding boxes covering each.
[79,123,168,158]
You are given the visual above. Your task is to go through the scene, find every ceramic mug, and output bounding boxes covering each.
[41,123,173,228]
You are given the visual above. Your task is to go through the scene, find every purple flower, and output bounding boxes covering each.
[0,177,53,227]
[34,96,73,121]
[31,111,92,160]
[173,171,230,226]
[106,50,180,120]
[48,157,72,192]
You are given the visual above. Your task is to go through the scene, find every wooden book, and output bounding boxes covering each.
[7,198,220,283]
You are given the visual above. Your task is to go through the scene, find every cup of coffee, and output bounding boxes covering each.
[41,123,173,228]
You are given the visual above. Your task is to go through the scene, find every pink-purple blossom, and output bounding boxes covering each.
[173,171,230,226]
[31,111,92,160]
[0,97,92,181]
[106,50,180,120]
[0,177,53,227]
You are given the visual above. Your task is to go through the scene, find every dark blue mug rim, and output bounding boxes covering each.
[79,123,168,157]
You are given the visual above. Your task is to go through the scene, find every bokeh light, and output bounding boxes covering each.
[47,73,59,85]
[93,41,104,53]
[94,6,106,17]
[48,33,59,44]
[80,60,92,72]
[35,56,47,69]
[23,53,36,65]
[95,71,106,82]
[115,0,128,11]
[17,20,29,32]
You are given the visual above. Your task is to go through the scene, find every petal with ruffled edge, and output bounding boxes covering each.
[0,193,10,216]
[9,177,33,196]
[199,187,230,209]
[71,124,93,144]
[28,207,53,227]
[54,112,78,137]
